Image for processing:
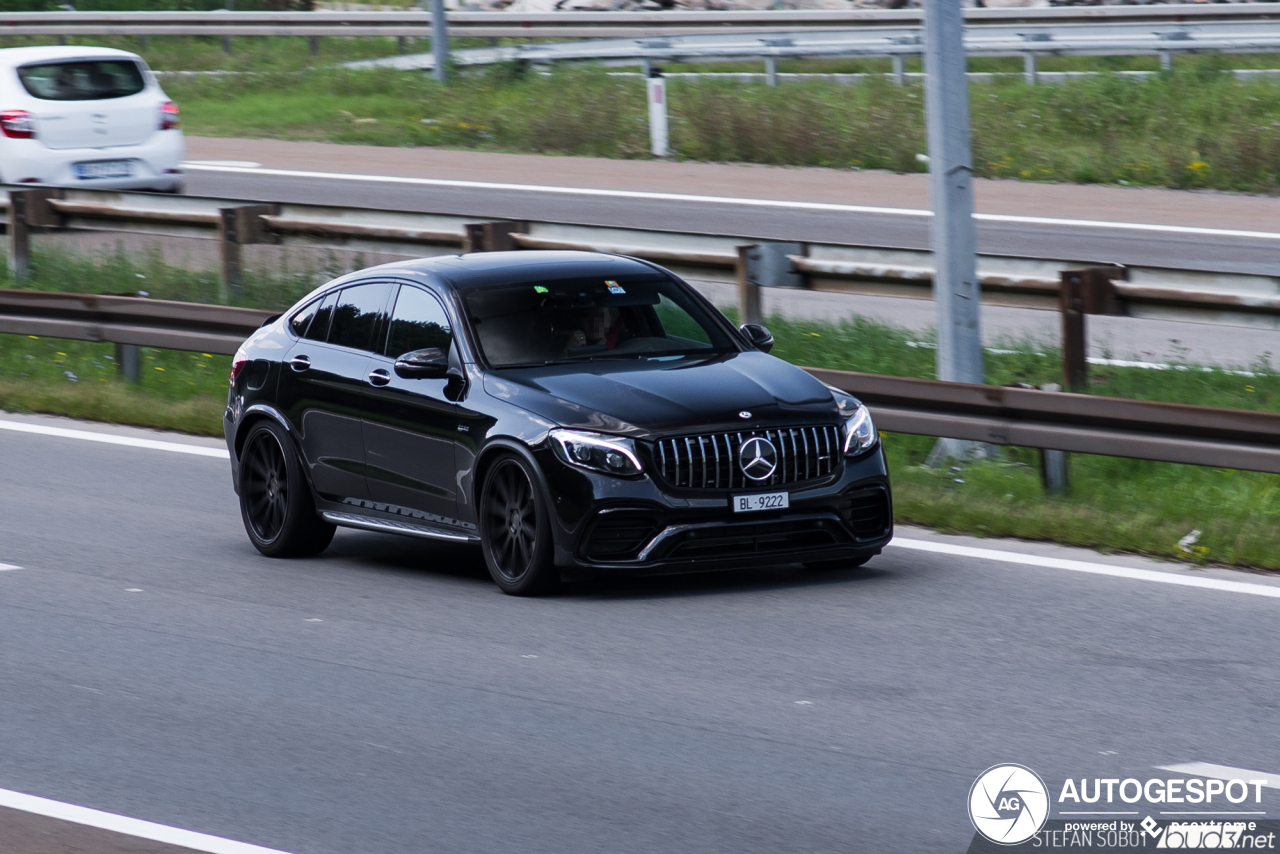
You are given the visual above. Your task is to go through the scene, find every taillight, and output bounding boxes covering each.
[230,346,248,384]
[159,101,180,131]
[1,110,36,140]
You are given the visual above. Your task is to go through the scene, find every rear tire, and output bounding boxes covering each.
[238,420,335,558]
[804,555,872,572]
[479,452,559,596]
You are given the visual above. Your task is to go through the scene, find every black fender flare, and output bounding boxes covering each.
[233,404,321,498]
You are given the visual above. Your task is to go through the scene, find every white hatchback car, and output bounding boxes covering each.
[0,45,184,192]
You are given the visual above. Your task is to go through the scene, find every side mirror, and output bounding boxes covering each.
[740,323,774,354]
[394,347,450,379]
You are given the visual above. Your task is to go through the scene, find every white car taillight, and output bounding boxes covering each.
[0,110,37,140]
[159,101,180,131]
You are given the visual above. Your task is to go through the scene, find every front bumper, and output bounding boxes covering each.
[538,444,893,575]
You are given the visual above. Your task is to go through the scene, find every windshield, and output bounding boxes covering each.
[463,274,735,368]
[17,60,146,101]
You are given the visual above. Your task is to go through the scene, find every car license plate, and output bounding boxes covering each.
[74,160,132,180]
[732,491,789,513]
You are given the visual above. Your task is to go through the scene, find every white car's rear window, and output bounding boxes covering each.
[17,60,146,101]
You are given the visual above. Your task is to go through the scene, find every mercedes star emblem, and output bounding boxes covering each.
[739,411,752,419]
[738,436,778,481]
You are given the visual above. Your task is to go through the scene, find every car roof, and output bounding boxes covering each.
[369,251,667,291]
[0,46,144,67]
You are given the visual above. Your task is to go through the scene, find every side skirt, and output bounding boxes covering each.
[320,511,480,544]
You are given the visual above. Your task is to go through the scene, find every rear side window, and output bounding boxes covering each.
[302,291,338,342]
[289,297,321,338]
[328,283,393,352]
[384,286,452,358]
[17,60,146,101]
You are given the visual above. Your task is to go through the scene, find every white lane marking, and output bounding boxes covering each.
[0,787,301,854]
[185,160,262,168]
[0,563,20,571]
[182,163,1280,242]
[0,419,229,459]
[1157,763,1280,789]
[890,538,1280,600]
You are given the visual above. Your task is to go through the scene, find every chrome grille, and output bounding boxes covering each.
[653,425,843,490]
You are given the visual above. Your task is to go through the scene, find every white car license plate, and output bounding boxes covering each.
[75,160,132,180]
[732,491,789,513]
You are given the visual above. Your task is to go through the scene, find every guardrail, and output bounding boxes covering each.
[4,6,1280,40]
[3,283,1279,477]
[809,368,1280,475]
[5,185,1280,337]
[0,287,271,355]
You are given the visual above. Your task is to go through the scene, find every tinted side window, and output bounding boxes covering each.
[289,296,321,338]
[328,283,392,352]
[384,286,453,358]
[303,291,338,342]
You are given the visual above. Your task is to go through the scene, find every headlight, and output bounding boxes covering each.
[549,429,643,476]
[843,404,878,456]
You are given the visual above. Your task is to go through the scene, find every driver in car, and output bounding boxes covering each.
[562,305,623,355]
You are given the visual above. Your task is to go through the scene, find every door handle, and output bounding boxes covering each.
[289,355,311,372]
[367,368,391,387]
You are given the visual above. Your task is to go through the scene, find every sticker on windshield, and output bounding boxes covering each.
[605,280,626,294]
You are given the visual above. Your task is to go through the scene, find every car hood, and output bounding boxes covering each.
[481,351,841,434]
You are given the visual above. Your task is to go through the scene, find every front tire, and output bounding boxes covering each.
[238,420,335,558]
[479,453,559,596]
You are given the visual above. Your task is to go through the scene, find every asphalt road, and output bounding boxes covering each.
[3,413,1280,853]
[183,166,1280,277]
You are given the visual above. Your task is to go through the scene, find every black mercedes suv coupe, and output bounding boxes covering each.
[224,250,892,595]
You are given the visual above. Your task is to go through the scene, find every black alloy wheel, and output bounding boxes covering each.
[239,420,335,558]
[479,453,558,596]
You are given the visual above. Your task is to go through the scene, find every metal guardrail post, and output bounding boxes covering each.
[891,54,905,86]
[1034,383,1069,495]
[735,245,762,326]
[1023,52,1037,85]
[116,342,141,383]
[218,204,274,302]
[764,56,778,87]
[735,241,804,325]
[1059,267,1125,392]
[6,188,58,281]
[7,192,30,281]
[309,36,320,55]
[464,221,523,252]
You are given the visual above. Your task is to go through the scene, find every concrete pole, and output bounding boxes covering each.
[432,0,449,83]
[923,0,983,388]
[647,71,668,157]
